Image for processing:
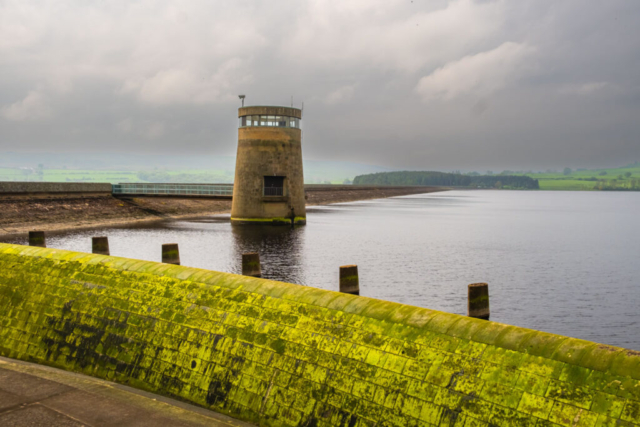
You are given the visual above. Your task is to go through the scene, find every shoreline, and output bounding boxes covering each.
[0,186,446,239]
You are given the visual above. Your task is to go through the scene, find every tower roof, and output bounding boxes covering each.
[238,106,302,119]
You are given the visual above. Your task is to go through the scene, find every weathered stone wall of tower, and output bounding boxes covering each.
[231,107,306,225]
[232,127,306,223]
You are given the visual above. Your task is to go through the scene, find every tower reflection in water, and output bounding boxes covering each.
[230,223,307,286]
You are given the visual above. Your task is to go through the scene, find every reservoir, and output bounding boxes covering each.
[6,190,640,350]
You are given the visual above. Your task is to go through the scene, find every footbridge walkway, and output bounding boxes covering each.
[112,183,235,198]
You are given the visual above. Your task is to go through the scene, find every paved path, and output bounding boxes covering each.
[0,356,255,427]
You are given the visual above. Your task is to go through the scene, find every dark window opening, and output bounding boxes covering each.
[264,176,285,196]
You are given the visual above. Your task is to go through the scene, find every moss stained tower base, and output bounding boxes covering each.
[231,106,306,225]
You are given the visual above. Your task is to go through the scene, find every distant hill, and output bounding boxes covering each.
[353,171,539,189]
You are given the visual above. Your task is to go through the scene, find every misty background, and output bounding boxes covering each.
[2,0,640,174]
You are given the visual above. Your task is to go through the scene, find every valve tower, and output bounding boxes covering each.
[231,105,306,225]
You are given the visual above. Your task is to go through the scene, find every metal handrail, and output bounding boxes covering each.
[112,183,234,196]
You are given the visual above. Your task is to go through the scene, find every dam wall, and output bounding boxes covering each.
[0,181,112,199]
[0,243,639,426]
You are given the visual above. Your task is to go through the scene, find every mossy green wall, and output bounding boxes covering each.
[1,242,639,427]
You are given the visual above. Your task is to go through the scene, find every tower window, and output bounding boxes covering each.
[239,115,300,128]
[264,176,285,196]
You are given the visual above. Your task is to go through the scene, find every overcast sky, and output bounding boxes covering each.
[1,0,639,171]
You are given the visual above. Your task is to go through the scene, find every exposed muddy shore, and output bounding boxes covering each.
[0,186,445,238]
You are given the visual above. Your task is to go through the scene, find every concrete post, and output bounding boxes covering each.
[28,231,46,248]
[339,265,359,295]
[162,244,180,265]
[242,253,261,277]
[92,237,110,255]
[468,283,490,319]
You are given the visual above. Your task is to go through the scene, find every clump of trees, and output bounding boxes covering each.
[353,171,539,189]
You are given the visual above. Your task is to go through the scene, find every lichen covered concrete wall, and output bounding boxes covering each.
[1,243,639,427]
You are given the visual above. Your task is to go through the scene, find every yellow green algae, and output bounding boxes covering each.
[0,243,639,427]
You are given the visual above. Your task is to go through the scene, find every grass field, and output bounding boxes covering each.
[534,179,598,191]
[520,164,640,191]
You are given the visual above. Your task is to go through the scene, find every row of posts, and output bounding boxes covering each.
[28,230,490,320]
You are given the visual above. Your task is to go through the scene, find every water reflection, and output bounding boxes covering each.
[230,224,306,284]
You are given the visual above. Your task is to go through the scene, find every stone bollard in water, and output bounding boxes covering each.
[242,253,261,277]
[468,282,490,319]
[162,244,180,265]
[92,237,110,256]
[339,265,360,295]
[29,231,46,248]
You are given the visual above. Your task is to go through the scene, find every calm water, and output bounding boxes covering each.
[5,190,640,350]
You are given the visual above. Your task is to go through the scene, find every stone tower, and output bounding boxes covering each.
[231,106,306,225]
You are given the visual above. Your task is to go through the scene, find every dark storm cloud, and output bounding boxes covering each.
[1,0,639,170]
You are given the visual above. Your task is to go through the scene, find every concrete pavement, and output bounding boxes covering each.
[0,356,255,427]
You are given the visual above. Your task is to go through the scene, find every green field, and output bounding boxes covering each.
[522,164,640,191]
[534,179,598,191]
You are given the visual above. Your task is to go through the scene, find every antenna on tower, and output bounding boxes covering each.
[301,102,304,117]
[238,94,245,107]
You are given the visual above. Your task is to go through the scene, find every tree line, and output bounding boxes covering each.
[353,171,539,189]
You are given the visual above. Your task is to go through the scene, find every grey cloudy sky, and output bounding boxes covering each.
[1,0,639,171]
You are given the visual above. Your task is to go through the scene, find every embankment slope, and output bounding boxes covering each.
[1,244,638,426]
[0,196,232,235]
[0,186,443,236]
